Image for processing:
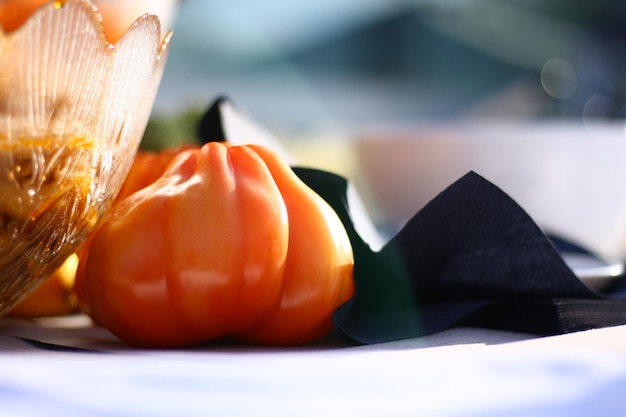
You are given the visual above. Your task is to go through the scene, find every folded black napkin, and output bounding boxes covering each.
[198,97,626,345]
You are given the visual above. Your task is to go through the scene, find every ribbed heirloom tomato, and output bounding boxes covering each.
[78,142,355,347]
[114,146,195,204]
[12,146,188,319]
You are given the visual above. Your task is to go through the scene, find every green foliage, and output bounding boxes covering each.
[140,108,204,151]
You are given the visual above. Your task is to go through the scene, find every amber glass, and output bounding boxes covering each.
[0,0,173,315]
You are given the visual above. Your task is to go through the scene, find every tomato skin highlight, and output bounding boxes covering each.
[80,142,354,347]
[114,147,194,204]
[74,146,194,320]
[236,145,355,345]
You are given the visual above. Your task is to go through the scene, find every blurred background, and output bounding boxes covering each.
[152,0,626,258]
[155,0,626,131]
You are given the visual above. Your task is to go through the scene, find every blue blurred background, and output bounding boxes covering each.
[155,0,626,132]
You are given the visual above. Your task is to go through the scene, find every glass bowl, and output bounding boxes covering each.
[0,0,173,315]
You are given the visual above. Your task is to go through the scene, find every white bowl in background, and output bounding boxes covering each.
[354,121,626,261]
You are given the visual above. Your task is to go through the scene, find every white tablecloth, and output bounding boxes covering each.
[2,315,626,416]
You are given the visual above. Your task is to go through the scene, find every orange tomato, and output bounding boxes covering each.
[78,142,354,347]
[0,0,47,32]
[74,145,193,318]
[8,254,79,318]
[114,146,195,203]
[8,146,190,319]
[94,2,157,44]
[0,0,146,44]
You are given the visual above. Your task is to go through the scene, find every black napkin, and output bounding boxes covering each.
[198,97,626,345]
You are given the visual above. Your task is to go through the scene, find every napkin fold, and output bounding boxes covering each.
[198,98,626,345]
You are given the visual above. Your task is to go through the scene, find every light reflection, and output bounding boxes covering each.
[583,94,620,120]
[541,58,577,100]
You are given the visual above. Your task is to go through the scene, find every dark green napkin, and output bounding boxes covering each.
[198,97,626,345]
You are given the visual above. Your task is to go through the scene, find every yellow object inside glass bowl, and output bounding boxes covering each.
[0,0,172,315]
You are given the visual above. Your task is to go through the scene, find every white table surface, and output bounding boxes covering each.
[2,315,626,417]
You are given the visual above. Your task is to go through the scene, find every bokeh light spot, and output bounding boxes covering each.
[583,94,620,124]
[540,58,578,99]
